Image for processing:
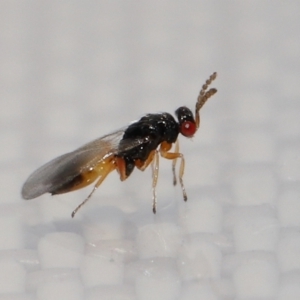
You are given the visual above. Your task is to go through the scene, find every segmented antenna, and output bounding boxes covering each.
[195,72,218,129]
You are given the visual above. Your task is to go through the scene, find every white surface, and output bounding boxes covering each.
[38,232,84,268]
[1,1,300,299]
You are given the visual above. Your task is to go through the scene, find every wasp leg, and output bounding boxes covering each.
[71,157,116,218]
[115,156,132,181]
[135,150,155,171]
[160,141,187,202]
[172,140,179,186]
[151,150,159,213]
[129,151,159,213]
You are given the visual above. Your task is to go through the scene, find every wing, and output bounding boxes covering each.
[21,128,145,200]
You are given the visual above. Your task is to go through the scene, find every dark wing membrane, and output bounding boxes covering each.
[22,127,145,200]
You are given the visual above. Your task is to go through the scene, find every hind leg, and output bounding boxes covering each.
[71,157,116,217]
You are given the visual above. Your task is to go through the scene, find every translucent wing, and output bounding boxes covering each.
[22,128,145,200]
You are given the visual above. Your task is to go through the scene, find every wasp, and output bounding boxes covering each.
[22,72,217,217]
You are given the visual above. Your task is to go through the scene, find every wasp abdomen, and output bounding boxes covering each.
[50,168,100,195]
[50,174,85,195]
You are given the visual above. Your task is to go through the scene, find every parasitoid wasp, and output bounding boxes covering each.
[22,72,217,217]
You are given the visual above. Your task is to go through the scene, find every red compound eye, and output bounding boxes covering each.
[180,121,196,137]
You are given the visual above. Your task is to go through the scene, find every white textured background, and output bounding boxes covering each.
[1,1,300,300]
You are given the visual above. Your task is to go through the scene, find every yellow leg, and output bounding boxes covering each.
[172,140,179,186]
[151,150,159,213]
[160,141,187,202]
[135,150,155,171]
[71,158,116,217]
